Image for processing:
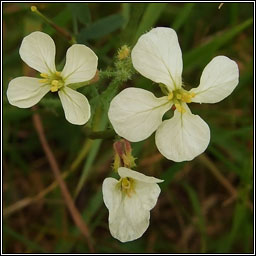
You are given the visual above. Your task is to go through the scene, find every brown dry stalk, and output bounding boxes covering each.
[199,154,253,211]
[4,173,67,217]
[32,110,94,252]
[199,154,237,197]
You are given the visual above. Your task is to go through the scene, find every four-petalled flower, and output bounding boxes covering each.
[7,31,98,125]
[102,167,163,242]
[108,27,239,162]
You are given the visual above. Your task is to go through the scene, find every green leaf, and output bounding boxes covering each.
[183,18,253,71]
[75,109,109,197]
[172,3,195,31]
[43,7,72,36]
[160,162,186,191]
[77,14,125,42]
[3,225,46,253]
[183,183,207,253]
[68,81,91,90]
[218,202,247,253]
[121,3,130,29]
[134,3,167,42]
[83,189,103,223]
[99,79,120,110]
[67,3,91,25]
[121,3,146,44]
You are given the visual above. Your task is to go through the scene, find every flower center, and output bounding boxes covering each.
[39,72,65,92]
[168,89,195,113]
[120,177,135,197]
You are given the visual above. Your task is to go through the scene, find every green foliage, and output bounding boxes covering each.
[183,17,253,71]
[67,3,91,25]
[3,225,46,253]
[77,14,125,42]
[172,3,195,31]
[134,3,167,42]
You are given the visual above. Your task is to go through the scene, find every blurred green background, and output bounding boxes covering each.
[3,2,253,253]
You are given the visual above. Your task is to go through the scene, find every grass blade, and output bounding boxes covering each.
[134,3,167,42]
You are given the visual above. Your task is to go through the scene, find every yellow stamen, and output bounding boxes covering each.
[113,154,121,172]
[50,80,60,92]
[55,71,61,76]
[51,80,59,86]
[40,73,49,78]
[181,93,192,103]
[121,178,131,190]
[181,107,186,113]
[176,93,182,100]
[167,92,173,101]
[175,103,186,113]
[50,85,59,92]
[39,79,48,83]
[190,92,195,97]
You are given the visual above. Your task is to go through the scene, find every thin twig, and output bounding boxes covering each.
[178,195,218,251]
[199,154,237,197]
[199,154,253,211]
[31,5,74,43]
[32,110,94,252]
[4,171,67,217]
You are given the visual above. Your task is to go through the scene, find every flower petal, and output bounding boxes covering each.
[118,167,163,184]
[108,88,172,142]
[58,87,90,125]
[135,181,161,211]
[19,31,56,74]
[103,177,150,242]
[131,27,183,91]
[61,44,98,85]
[191,56,239,104]
[7,77,50,108]
[102,178,122,214]
[155,106,210,162]
[110,195,150,243]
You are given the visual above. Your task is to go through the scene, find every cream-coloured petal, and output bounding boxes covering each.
[191,56,239,104]
[135,181,161,211]
[118,167,163,184]
[131,27,183,91]
[19,31,56,74]
[108,88,172,142]
[103,177,143,242]
[102,178,122,214]
[7,77,50,108]
[58,87,90,125]
[61,44,98,85]
[155,106,210,162]
[108,194,150,243]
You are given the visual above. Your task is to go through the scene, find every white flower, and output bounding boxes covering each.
[7,31,98,125]
[108,27,239,162]
[102,167,163,242]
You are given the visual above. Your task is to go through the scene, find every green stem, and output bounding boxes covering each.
[74,107,109,197]
[72,15,78,36]
[84,128,116,139]
[31,5,75,43]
